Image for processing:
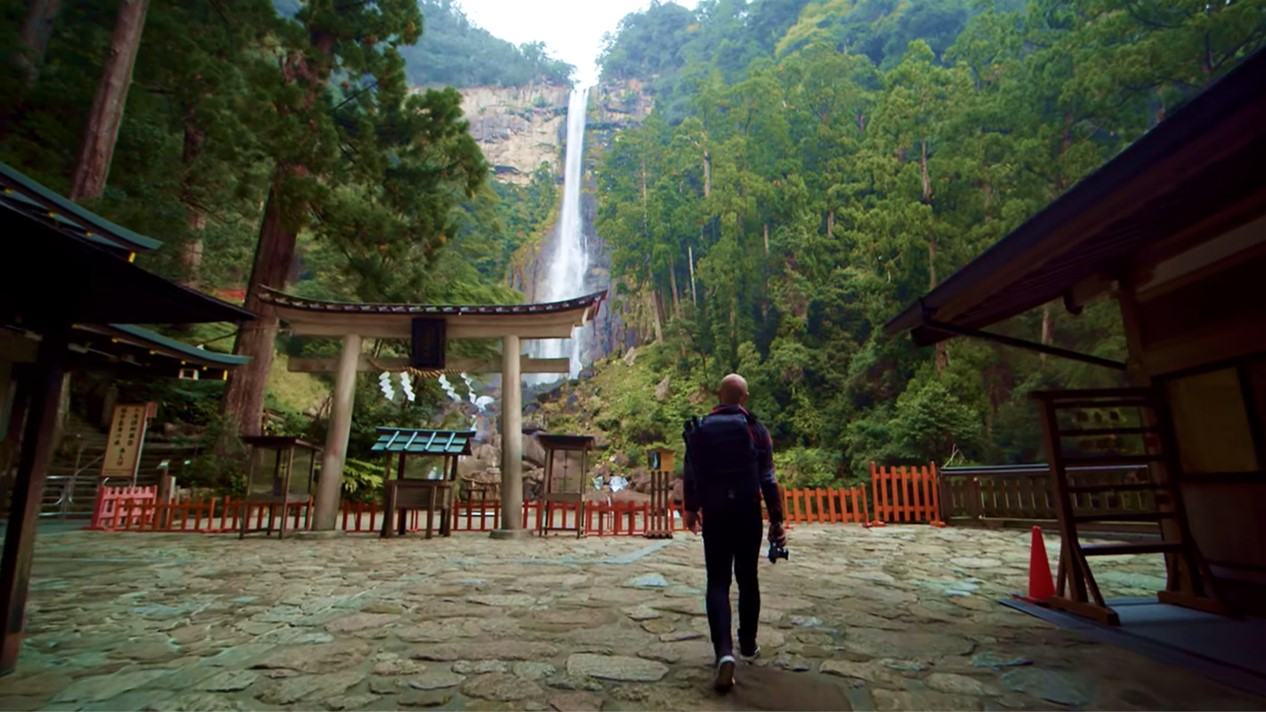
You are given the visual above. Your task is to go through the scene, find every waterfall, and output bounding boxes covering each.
[533,86,591,381]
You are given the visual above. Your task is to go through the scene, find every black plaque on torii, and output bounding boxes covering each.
[410,318,446,369]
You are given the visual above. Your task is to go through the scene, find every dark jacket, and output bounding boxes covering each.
[683,404,784,523]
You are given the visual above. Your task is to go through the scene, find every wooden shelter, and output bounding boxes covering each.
[260,288,604,539]
[886,50,1266,621]
[371,427,473,539]
[0,164,253,674]
[238,436,320,539]
[536,434,595,538]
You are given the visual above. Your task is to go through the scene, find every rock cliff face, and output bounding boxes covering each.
[468,79,655,365]
[592,78,655,129]
[454,83,570,185]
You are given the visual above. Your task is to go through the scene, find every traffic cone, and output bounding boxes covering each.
[1025,525,1055,603]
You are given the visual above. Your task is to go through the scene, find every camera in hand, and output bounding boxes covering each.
[767,541,789,564]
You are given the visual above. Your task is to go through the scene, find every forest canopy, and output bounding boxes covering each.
[587,0,1266,484]
[399,0,574,87]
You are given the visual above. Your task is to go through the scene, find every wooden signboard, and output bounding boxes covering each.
[101,403,154,480]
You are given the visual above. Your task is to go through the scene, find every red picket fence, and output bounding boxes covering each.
[88,464,951,538]
[869,462,944,526]
[92,495,313,533]
[782,486,871,525]
[89,485,157,530]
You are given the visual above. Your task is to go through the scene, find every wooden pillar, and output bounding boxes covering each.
[0,327,68,674]
[492,335,525,538]
[313,333,360,530]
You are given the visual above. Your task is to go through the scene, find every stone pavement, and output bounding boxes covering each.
[3,524,1263,710]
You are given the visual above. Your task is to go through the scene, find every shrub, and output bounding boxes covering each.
[774,447,843,488]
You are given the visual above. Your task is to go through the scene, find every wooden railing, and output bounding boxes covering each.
[870,463,942,525]
[782,486,870,524]
[86,473,974,538]
[90,494,313,533]
[939,463,1154,527]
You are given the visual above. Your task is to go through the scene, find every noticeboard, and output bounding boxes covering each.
[101,403,154,479]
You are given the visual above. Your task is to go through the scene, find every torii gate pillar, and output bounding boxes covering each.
[313,333,361,530]
[491,334,528,539]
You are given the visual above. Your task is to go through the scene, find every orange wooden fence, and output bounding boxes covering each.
[88,465,946,536]
[781,485,871,525]
[869,462,944,526]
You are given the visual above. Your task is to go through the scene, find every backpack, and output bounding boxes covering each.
[685,410,761,504]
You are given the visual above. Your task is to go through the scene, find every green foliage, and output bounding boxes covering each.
[0,0,568,487]
[402,1,573,87]
[184,412,250,493]
[593,0,1266,486]
[342,458,385,502]
[774,447,843,488]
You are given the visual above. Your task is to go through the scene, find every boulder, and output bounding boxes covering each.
[523,433,547,467]
[654,375,672,402]
[670,478,684,505]
[610,489,650,505]
[629,469,652,493]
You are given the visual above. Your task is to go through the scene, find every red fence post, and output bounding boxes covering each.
[929,462,946,526]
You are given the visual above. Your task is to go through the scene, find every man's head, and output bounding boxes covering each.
[718,373,749,406]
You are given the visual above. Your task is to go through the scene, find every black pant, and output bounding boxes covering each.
[702,501,764,660]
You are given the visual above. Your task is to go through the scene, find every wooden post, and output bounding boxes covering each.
[0,327,68,674]
[492,335,525,539]
[314,333,360,530]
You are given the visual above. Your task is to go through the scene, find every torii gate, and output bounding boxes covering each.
[259,287,606,539]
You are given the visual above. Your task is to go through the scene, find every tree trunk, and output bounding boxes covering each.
[222,30,333,435]
[69,0,150,202]
[640,157,649,237]
[668,256,681,318]
[688,243,698,306]
[647,283,664,344]
[826,210,834,238]
[16,0,61,87]
[928,236,938,291]
[703,150,712,198]
[920,138,932,205]
[179,109,207,287]
[763,223,770,256]
[223,180,300,436]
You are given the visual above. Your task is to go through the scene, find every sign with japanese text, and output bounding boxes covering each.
[101,403,154,480]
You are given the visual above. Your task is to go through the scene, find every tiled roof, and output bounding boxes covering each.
[105,324,250,366]
[259,286,606,316]
[371,428,476,455]
[0,163,163,253]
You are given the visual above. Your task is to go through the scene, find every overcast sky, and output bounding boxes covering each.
[456,0,700,86]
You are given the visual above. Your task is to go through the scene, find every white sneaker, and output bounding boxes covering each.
[740,645,761,662]
[714,655,736,692]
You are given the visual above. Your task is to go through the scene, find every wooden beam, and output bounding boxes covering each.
[0,326,68,674]
[288,356,570,375]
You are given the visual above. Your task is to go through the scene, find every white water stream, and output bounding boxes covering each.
[532,87,592,381]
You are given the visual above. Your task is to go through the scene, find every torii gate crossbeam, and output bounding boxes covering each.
[259,288,606,539]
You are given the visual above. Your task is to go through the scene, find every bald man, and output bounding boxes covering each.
[682,373,786,692]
